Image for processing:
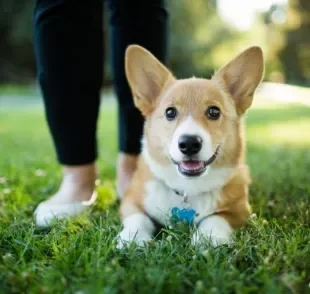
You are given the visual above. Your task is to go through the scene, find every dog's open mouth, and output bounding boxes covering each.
[178,160,206,176]
[174,145,220,177]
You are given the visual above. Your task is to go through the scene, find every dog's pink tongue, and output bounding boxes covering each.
[180,161,204,171]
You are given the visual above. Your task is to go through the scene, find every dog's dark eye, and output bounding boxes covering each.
[165,107,178,121]
[206,106,221,120]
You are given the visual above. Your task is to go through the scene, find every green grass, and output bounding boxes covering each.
[0,84,35,96]
[0,98,309,294]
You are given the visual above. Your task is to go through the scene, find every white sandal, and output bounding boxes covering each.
[34,191,97,227]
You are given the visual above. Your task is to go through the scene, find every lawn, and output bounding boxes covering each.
[0,93,309,293]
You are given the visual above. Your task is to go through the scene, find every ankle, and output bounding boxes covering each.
[116,153,139,198]
[117,153,139,179]
[62,163,97,188]
[53,163,97,202]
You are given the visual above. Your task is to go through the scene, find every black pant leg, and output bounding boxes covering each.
[107,0,169,154]
[33,0,104,165]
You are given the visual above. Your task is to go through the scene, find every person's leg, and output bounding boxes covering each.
[106,0,169,197]
[33,0,103,226]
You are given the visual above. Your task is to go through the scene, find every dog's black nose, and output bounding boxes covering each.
[178,135,202,156]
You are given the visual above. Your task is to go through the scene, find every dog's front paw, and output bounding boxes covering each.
[116,228,152,249]
[191,230,231,248]
[191,215,233,249]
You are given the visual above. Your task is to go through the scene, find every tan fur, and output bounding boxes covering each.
[122,45,264,237]
[120,157,152,219]
[216,165,252,228]
[212,47,264,115]
[125,46,175,116]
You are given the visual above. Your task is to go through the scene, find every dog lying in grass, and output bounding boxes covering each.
[117,45,264,249]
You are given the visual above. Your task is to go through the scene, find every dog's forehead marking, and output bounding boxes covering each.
[162,78,223,105]
[157,77,237,119]
[174,115,205,134]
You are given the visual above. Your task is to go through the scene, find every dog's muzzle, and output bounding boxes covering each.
[171,145,221,177]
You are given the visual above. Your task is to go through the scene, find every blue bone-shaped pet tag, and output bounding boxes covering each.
[171,207,196,225]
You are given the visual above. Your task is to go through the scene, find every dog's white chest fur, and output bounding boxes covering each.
[144,180,221,225]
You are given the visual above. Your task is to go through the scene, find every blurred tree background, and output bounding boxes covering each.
[0,0,309,87]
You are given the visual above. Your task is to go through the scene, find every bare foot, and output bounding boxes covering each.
[34,163,97,226]
[116,153,139,199]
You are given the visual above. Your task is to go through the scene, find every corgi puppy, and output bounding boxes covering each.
[117,45,264,249]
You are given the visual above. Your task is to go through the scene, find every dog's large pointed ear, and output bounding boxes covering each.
[212,46,264,115]
[125,45,175,116]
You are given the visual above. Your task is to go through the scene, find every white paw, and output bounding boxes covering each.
[116,228,152,249]
[191,230,231,248]
[191,215,233,249]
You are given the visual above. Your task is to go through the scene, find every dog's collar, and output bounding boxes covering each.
[173,189,189,207]
[172,188,206,198]
[172,189,204,208]
[173,189,183,197]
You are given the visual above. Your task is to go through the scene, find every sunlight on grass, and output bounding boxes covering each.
[256,83,310,106]
[252,96,292,109]
[247,98,310,147]
[247,119,310,146]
